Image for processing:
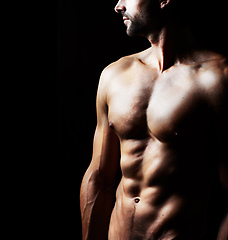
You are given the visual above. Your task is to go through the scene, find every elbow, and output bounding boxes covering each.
[80,167,116,203]
[81,169,101,204]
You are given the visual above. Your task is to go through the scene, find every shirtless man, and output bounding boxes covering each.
[80,0,228,239]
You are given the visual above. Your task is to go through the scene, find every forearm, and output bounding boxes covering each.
[80,169,116,240]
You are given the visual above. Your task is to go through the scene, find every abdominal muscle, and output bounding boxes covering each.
[108,138,207,240]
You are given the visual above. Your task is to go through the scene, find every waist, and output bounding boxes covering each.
[118,177,207,206]
[113,180,207,240]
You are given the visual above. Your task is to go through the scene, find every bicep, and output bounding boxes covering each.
[89,70,120,189]
[91,122,120,185]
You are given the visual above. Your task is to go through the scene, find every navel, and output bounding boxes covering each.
[134,197,141,203]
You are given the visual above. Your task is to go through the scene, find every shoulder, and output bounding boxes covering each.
[99,46,152,84]
[190,50,227,85]
[194,51,228,107]
[96,54,136,106]
[100,47,152,83]
[102,54,137,77]
[98,54,138,89]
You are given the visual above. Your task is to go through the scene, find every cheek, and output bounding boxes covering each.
[126,0,153,23]
[136,0,147,10]
[126,0,142,15]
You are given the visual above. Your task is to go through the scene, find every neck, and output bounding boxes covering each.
[147,24,196,72]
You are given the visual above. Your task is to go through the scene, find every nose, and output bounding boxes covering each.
[114,0,126,13]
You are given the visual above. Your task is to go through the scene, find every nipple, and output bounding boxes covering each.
[134,197,140,203]
[109,121,114,129]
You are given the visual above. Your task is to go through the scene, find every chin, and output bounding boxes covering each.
[126,22,146,37]
[126,28,142,37]
[126,29,134,37]
[126,25,138,37]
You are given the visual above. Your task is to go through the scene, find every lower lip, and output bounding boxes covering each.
[124,19,130,23]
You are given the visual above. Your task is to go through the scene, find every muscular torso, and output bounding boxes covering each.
[104,51,226,240]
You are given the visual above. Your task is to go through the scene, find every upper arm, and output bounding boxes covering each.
[88,67,120,189]
[80,67,121,240]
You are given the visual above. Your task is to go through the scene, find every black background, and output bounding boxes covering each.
[58,1,227,239]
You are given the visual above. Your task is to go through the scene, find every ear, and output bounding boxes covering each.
[159,0,171,9]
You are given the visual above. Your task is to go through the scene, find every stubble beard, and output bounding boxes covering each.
[122,2,162,38]
[125,16,148,37]
[126,20,140,37]
[123,9,157,38]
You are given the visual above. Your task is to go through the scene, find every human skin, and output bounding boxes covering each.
[80,0,228,239]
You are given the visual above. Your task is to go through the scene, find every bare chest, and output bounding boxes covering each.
[107,65,209,141]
